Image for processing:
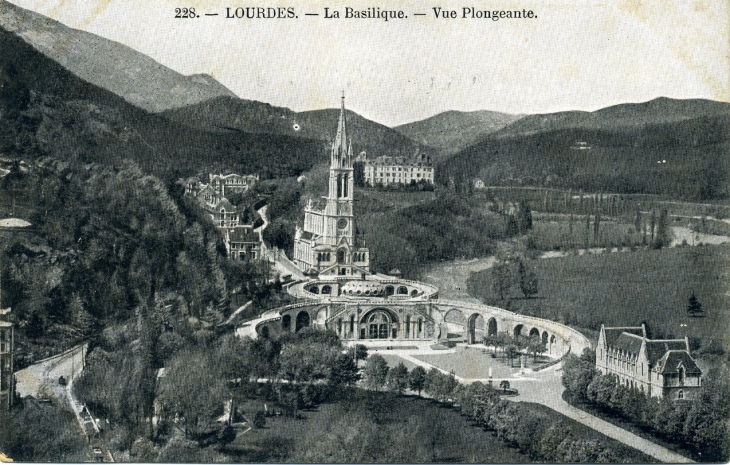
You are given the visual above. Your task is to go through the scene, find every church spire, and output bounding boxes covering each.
[331,92,349,163]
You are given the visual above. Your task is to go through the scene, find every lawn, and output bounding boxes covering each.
[377,353,422,371]
[509,245,729,351]
[413,347,518,380]
[223,389,653,463]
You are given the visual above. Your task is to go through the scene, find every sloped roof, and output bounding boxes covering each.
[612,332,643,355]
[211,198,235,212]
[604,326,644,347]
[655,350,702,375]
[646,340,689,366]
[229,227,258,242]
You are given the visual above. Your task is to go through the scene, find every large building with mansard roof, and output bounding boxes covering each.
[293,95,370,276]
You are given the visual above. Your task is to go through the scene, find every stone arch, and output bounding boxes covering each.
[514,324,524,338]
[309,286,319,294]
[529,327,540,338]
[397,286,408,295]
[467,313,486,344]
[282,314,291,332]
[296,311,310,332]
[542,331,549,344]
[487,317,498,336]
[550,334,556,344]
[444,308,466,325]
[361,308,398,339]
[385,285,394,296]
[321,285,332,295]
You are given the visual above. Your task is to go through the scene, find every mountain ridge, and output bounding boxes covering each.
[0,0,237,112]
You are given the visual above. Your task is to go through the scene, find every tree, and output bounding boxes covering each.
[352,344,368,363]
[491,262,512,301]
[328,353,361,387]
[505,344,519,367]
[364,355,389,391]
[499,380,510,393]
[518,260,538,298]
[252,411,266,429]
[527,335,547,362]
[517,202,532,233]
[687,292,704,317]
[158,351,229,440]
[561,354,598,400]
[386,362,410,394]
[409,365,427,396]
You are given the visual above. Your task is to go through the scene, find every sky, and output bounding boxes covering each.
[9,0,730,126]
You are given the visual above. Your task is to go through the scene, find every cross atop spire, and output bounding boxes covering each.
[331,93,349,162]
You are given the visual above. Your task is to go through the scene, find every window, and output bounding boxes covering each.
[678,390,684,399]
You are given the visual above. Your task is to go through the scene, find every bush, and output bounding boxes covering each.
[253,411,266,429]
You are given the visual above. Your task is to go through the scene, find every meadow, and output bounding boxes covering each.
[469,245,730,352]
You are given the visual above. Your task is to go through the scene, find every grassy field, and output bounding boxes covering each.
[226,390,653,463]
[502,245,729,351]
[413,348,519,379]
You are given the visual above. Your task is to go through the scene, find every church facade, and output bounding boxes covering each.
[293,96,370,276]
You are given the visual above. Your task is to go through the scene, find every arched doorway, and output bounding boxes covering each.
[362,308,398,339]
[529,327,540,338]
[487,317,498,336]
[467,313,486,344]
[260,326,270,338]
[385,286,394,296]
[542,331,549,345]
[296,311,310,332]
[309,286,319,294]
[337,248,346,263]
[397,286,408,295]
[513,324,524,338]
[321,285,332,295]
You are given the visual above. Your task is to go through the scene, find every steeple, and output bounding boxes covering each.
[331,92,350,165]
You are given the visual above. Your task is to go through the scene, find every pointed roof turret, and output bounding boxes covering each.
[331,93,349,161]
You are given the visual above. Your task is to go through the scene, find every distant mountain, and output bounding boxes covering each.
[161,97,429,159]
[0,1,237,112]
[439,98,730,201]
[0,24,324,180]
[491,98,730,139]
[394,110,523,154]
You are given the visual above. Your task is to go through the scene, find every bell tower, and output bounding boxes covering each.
[324,93,354,242]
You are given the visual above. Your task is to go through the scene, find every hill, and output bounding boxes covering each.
[0,23,324,180]
[394,110,522,155]
[439,98,730,201]
[0,1,236,112]
[161,96,430,159]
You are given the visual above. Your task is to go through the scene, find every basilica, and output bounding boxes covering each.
[293,96,370,276]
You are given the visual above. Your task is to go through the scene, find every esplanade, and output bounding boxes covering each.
[236,96,591,360]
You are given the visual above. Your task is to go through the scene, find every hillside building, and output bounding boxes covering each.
[596,324,702,400]
[357,152,434,187]
[225,225,261,261]
[293,95,370,275]
[181,174,262,261]
[0,310,13,410]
